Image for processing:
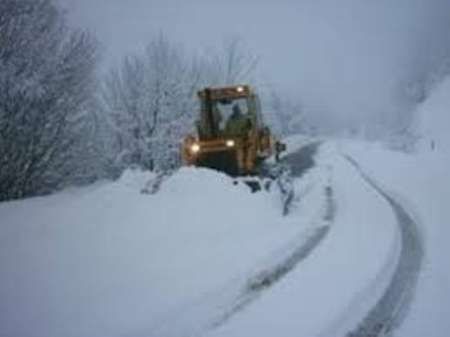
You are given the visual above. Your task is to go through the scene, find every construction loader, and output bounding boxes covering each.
[182,85,286,179]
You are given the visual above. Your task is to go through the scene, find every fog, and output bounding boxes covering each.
[62,0,450,129]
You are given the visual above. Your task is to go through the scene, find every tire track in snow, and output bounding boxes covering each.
[207,143,332,330]
[149,144,331,337]
[209,184,335,330]
[344,156,424,337]
[150,182,335,337]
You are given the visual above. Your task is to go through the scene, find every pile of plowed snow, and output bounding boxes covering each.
[0,166,328,337]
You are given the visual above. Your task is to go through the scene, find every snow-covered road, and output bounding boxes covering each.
[209,144,423,337]
[344,155,423,337]
[209,143,333,329]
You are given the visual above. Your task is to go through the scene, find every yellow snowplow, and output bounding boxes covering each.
[182,85,286,177]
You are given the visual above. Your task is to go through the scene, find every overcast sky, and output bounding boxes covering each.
[61,0,450,125]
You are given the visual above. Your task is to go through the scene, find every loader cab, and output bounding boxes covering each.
[196,85,261,140]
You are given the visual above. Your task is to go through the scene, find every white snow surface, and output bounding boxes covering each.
[0,140,405,337]
[0,164,329,337]
[208,145,399,337]
[342,141,450,337]
[339,75,450,337]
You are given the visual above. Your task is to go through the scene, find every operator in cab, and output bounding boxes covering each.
[225,104,251,137]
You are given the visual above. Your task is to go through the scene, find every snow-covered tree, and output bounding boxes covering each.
[0,0,99,201]
[101,36,200,172]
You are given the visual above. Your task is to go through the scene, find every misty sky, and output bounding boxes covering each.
[61,0,450,126]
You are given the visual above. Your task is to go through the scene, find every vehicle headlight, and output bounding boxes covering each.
[236,86,244,93]
[190,143,201,153]
[226,139,235,147]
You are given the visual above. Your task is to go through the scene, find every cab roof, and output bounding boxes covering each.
[197,85,252,101]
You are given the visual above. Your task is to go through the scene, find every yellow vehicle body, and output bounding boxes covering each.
[182,85,285,176]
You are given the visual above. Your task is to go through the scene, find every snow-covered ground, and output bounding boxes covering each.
[0,139,419,337]
[1,77,449,337]
[0,155,330,337]
[341,141,449,337]
[208,144,401,337]
[339,76,450,337]
[0,140,424,337]
[0,142,447,337]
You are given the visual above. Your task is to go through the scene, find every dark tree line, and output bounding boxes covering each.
[0,0,99,201]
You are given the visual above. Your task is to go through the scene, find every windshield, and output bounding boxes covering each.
[213,98,249,131]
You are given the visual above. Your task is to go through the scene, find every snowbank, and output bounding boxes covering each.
[0,164,327,337]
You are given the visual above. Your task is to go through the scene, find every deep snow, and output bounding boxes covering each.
[0,152,329,337]
[341,142,450,337]
[339,75,450,337]
[0,140,406,337]
[207,144,400,337]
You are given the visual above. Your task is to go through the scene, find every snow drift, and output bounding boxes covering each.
[0,163,329,337]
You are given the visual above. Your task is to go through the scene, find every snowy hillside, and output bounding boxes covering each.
[417,75,450,153]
